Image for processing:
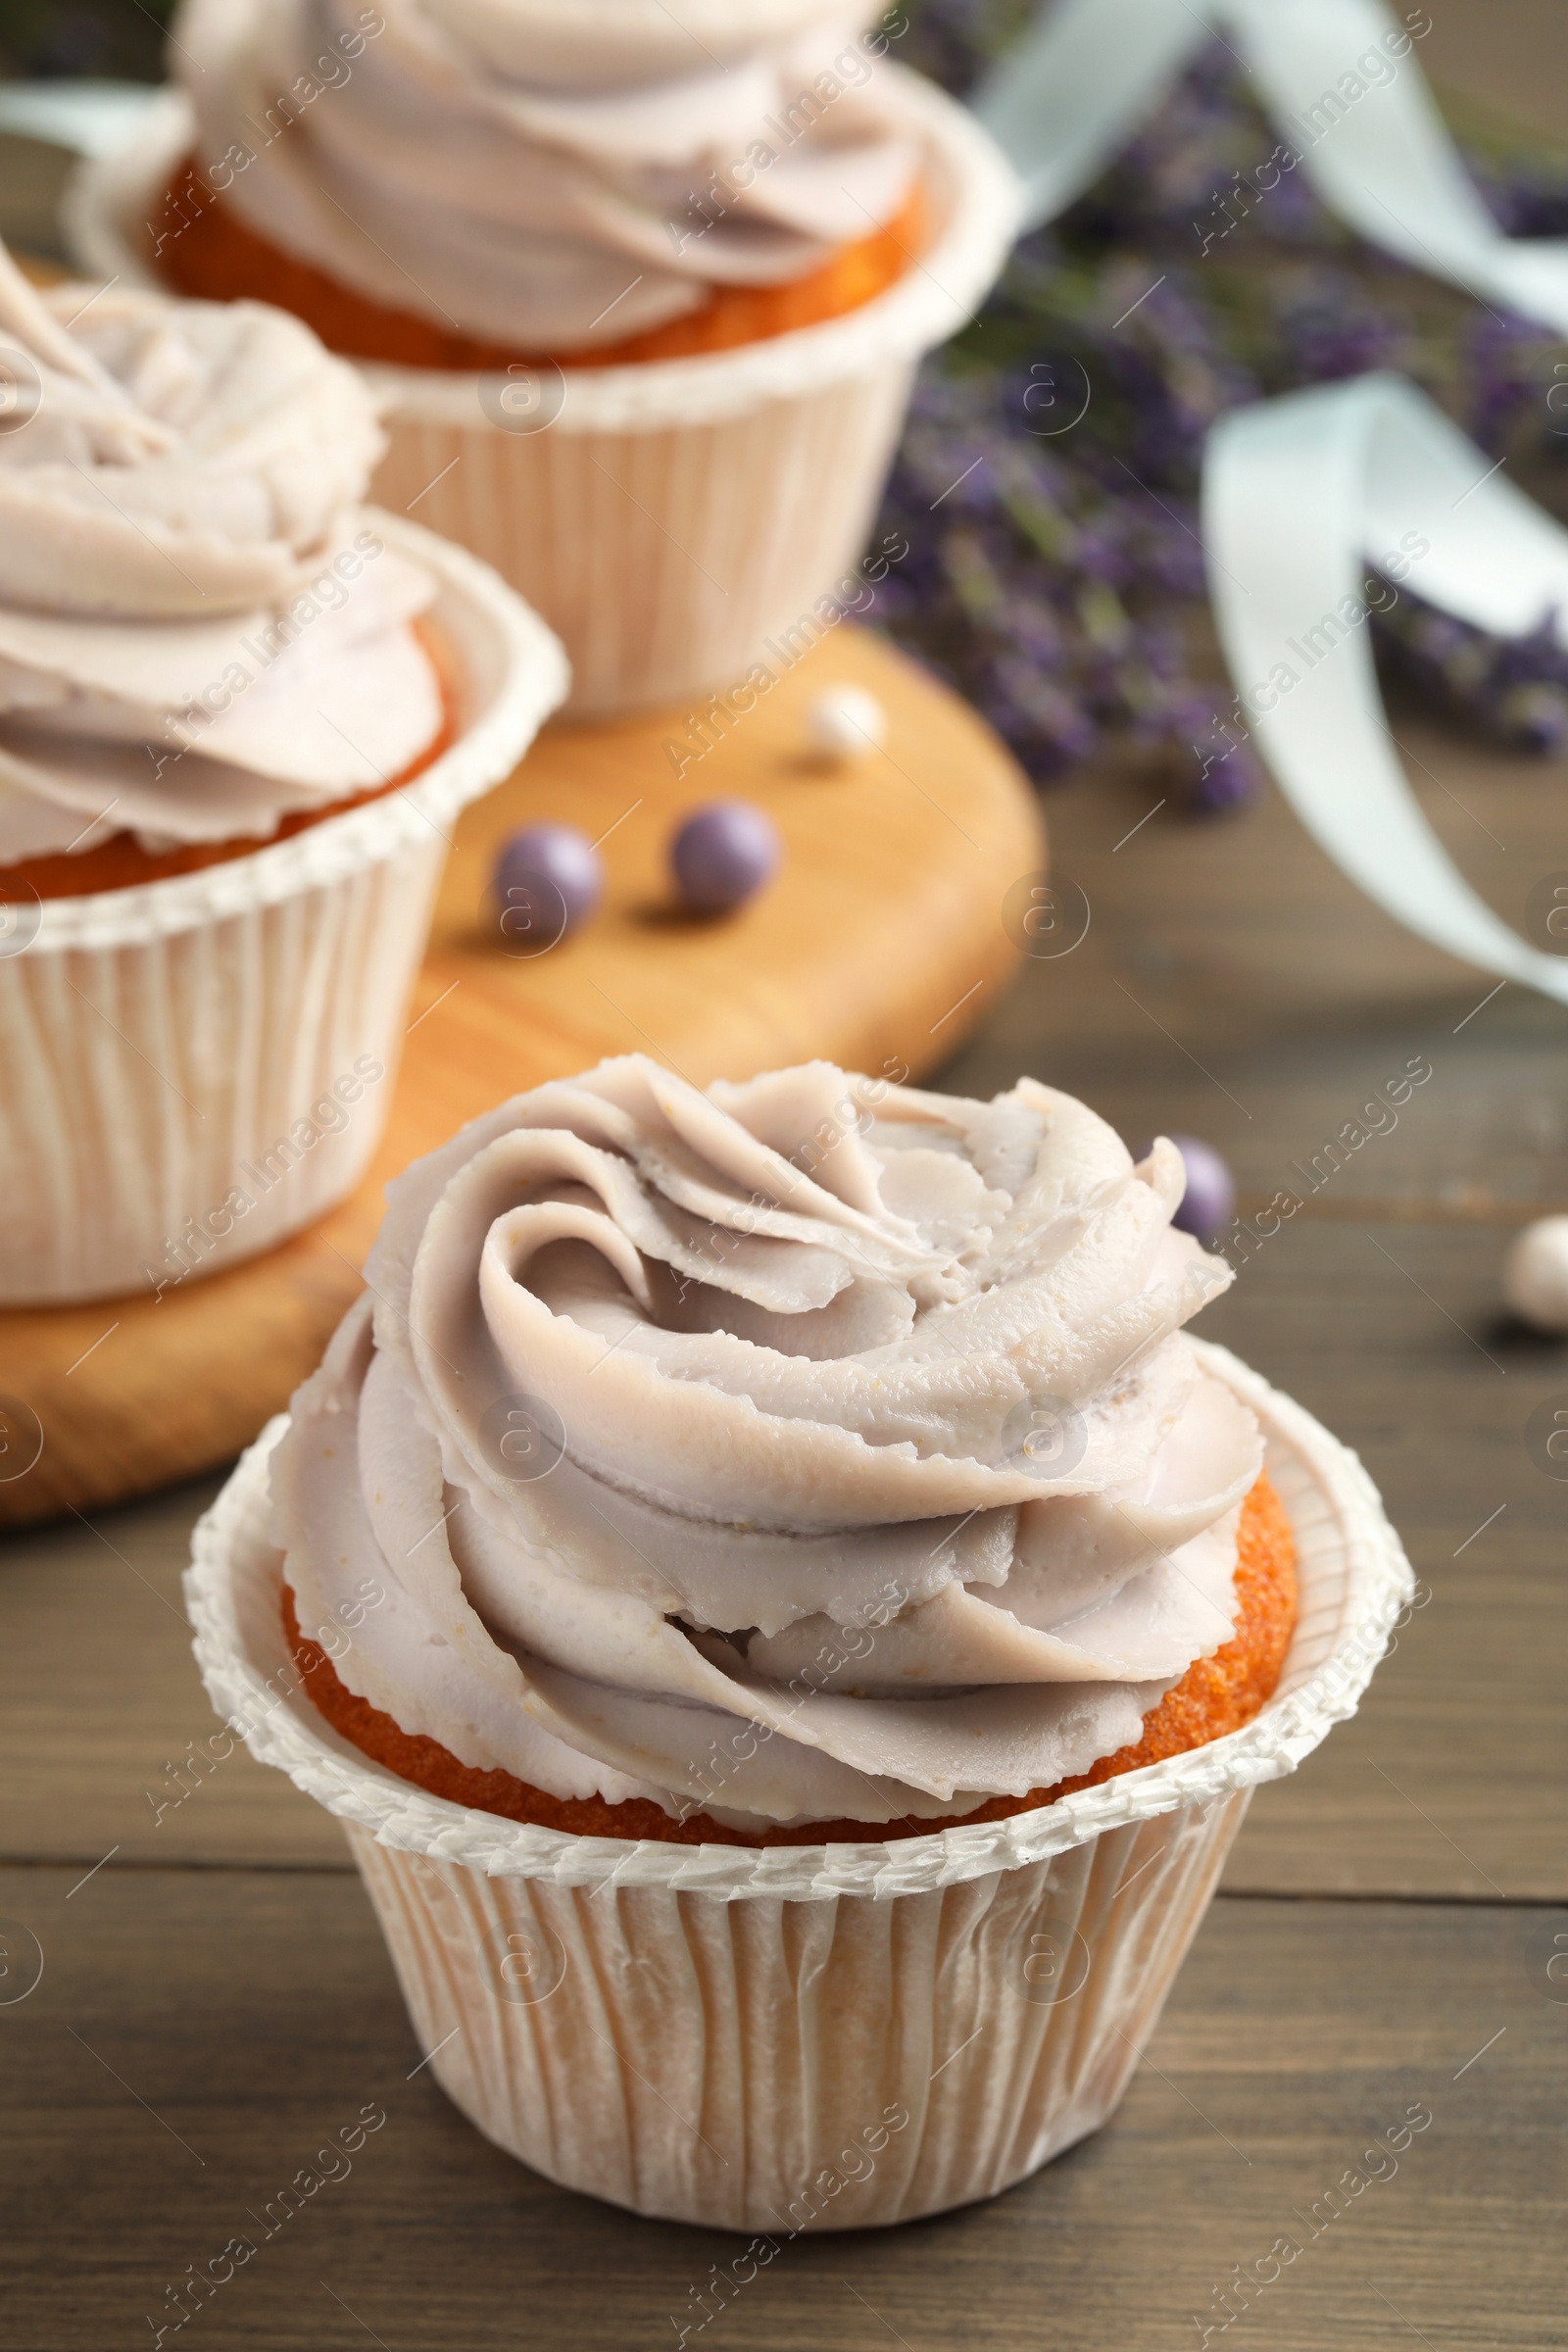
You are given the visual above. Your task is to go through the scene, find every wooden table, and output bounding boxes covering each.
[3,58,1567,2352]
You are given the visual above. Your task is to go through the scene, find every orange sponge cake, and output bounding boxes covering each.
[285,1472,1297,1845]
[160,0,928,368]
[160,156,927,370]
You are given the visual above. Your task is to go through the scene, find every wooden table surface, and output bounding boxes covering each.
[4,36,1568,2350]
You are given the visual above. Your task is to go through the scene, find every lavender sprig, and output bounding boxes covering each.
[874,3,1568,810]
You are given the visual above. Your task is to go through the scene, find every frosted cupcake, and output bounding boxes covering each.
[188,1057,1412,2229]
[0,243,565,1303]
[161,0,930,369]
[70,1,1019,711]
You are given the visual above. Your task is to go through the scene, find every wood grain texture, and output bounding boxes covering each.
[1,1865,1558,2351]
[0,626,1042,1530]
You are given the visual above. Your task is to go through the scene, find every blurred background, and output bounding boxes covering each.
[8,0,1568,816]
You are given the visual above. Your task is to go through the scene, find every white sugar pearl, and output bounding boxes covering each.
[1502,1215,1568,1332]
[808,684,886,760]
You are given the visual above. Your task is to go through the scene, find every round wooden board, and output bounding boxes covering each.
[0,626,1044,1528]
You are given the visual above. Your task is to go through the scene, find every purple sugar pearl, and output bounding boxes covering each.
[1494,681,1568,755]
[492,822,602,950]
[1167,1134,1237,1243]
[669,800,780,914]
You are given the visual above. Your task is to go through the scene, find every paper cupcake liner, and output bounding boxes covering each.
[67,74,1019,717]
[185,1341,1411,2230]
[0,515,566,1304]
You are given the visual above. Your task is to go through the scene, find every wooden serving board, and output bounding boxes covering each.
[0,626,1043,1528]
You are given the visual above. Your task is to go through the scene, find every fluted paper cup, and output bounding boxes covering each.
[186,1341,1411,2232]
[67,74,1018,717]
[0,515,566,1304]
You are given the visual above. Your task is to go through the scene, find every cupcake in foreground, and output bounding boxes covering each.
[71,2,1018,711]
[275,1057,1296,1838]
[0,243,566,1303]
[188,1055,1411,2230]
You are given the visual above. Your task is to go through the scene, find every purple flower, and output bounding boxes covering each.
[1269,266,1407,384]
[1187,738,1262,815]
[1491,681,1568,754]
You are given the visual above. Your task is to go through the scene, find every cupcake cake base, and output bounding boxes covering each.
[0,619,457,903]
[280,1474,1298,1845]
[0,625,1043,1528]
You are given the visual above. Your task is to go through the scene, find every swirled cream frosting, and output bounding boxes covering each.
[276,1056,1265,1831]
[174,0,921,350]
[0,244,441,862]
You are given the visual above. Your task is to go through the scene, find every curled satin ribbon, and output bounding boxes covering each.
[1204,372,1568,1006]
[975,0,1568,338]
[975,0,1568,1000]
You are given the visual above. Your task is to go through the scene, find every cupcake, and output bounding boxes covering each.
[0,242,566,1304]
[188,1056,1413,2230]
[161,0,931,370]
[70,2,1019,712]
